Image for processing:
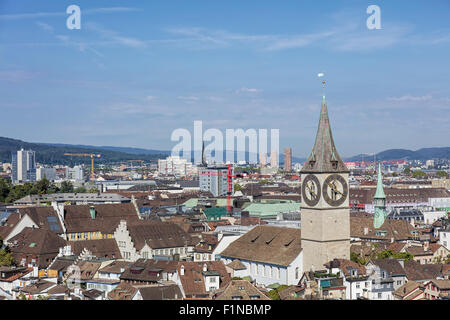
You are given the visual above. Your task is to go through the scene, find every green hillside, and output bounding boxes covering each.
[0,137,167,165]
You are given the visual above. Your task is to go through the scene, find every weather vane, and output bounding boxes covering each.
[318,72,325,96]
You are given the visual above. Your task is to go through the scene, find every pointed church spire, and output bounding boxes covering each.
[373,163,386,228]
[201,140,207,166]
[374,163,386,199]
[301,79,348,173]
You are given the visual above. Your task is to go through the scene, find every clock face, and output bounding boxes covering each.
[322,174,348,207]
[302,174,321,207]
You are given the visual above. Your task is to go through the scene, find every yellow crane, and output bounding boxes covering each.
[64,153,101,181]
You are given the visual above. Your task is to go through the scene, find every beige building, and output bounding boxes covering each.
[432,179,450,189]
[300,93,350,272]
[284,147,292,172]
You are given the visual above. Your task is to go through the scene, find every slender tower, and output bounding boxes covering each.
[300,77,350,272]
[201,140,207,167]
[373,164,387,228]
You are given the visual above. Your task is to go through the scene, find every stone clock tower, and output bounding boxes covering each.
[300,82,350,272]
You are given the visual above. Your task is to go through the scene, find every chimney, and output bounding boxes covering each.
[89,206,96,220]
[424,241,429,252]
[203,263,208,272]
[120,268,125,273]
[364,227,368,235]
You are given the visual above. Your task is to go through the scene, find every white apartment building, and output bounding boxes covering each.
[158,156,194,176]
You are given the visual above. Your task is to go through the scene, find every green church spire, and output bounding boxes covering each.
[374,163,386,199]
[373,164,386,228]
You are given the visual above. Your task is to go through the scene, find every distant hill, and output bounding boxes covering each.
[40,143,171,156]
[344,147,450,162]
[0,137,168,165]
[1,136,448,165]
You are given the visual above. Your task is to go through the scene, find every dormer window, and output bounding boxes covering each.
[331,161,338,170]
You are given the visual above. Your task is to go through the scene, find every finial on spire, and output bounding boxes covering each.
[318,72,325,98]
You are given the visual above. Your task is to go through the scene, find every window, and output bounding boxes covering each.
[356,293,360,298]
[356,283,360,289]
[378,293,382,299]
[210,277,216,283]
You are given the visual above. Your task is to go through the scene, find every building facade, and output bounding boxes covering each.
[11,149,36,184]
[284,147,292,172]
[199,166,232,197]
[158,156,193,176]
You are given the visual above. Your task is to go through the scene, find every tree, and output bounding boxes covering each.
[0,178,11,203]
[0,247,13,266]
[351,251,368,265]
[267,289,280,300]
[234,183,242,192]
[403,168,411,175]
[375,249,414,262]
[412,170,427,179]
[60,181,74,193]
[73,187,87,193]
[436,171,449,179]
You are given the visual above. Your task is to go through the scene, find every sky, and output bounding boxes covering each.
[0,0,449,158]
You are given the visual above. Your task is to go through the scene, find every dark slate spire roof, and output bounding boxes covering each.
[201,140,207,167]
[301,95,348,173]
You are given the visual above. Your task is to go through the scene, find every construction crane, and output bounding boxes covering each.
[64,153,101,181]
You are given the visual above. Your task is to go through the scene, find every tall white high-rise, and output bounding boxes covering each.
[12,149,36,184]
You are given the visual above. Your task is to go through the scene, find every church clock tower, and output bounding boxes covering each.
[300,80,350,272]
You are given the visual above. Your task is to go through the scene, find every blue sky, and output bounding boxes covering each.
[0,0,449,157]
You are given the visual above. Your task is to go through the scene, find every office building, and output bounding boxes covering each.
[270,150,278,168]
[36,167,57,181]
[259,153,267,168]
[284,147,292,171]
[158,156,193,176]
[66,165,84,181]
[11,149,36,184]
[199,166,233,197]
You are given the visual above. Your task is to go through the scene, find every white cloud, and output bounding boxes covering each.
[0,7,140,20]
[387,94,432,102]
[36,21,53,32]
[84,23,147,48]
[236,87,262,94]
[177,96,200,104]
